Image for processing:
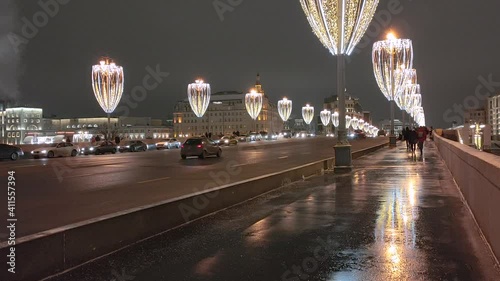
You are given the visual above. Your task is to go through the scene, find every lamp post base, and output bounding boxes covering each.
[389,136,397,147]
[334,144,352,173]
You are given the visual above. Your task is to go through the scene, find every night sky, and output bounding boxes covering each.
[1,0,500,128]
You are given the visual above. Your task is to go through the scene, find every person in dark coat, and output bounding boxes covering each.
[408,128,418,154]
[403,127,410,151]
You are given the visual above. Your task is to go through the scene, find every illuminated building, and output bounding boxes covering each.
[487,95,499,140]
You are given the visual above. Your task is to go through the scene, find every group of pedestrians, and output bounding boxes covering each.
[402,126,431,155]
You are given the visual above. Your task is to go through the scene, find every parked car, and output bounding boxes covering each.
[237,134,247,142]
[247,132,261,141]
[180,137,222,159]
[0,144,24,161]
[81,141,118,155]
[220,135,238,146]
[32,142,79,159]
[118,140,148,152]
[156,138,181,149]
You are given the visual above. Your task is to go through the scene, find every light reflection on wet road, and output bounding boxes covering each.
[51,142,500,281]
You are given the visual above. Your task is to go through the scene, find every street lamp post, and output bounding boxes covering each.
[302,104,314,133]
[372,32,413,147]
[396,69,417,130]
[92,58,124,140]
[300,0,380,171]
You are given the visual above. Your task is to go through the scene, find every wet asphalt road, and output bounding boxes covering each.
[0,137,387,239]
[49,141,500,281]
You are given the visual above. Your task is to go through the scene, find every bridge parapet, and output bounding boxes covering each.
[434,133,500,262]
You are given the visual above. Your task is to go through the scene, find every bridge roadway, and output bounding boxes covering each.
[0,137,387,239]
[48,141,500,281]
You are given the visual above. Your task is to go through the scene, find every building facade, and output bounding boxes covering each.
[465,108,487,126]
[322,93,371,133]
[488,95,500,140]
[3,107,43,144]
[173,75,282,138]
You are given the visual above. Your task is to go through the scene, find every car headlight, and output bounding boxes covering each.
[224,140,229,143]
[89,147,94,151]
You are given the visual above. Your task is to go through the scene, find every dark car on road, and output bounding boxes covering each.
[0,144,24,161]
[81,141,118,155]
[118,140,148,152]
[180,137,221,159]
[349,129,366,140]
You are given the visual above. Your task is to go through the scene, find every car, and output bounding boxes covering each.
[180,137,222,159]
[156,138,181,149]
[247,132,261,141]
[349,130,367,140]
[237,134,247,142]
[220,136,238,146]
[281,130,292,138]
[118,140,148,152]
[0,144,24,161]
[81,141,118,155]
[31,142,79,159]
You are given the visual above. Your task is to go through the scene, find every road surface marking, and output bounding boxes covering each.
[138,177,171,184]
[278,156,288,159]
[230,163,250,168]
[11,164,38,168]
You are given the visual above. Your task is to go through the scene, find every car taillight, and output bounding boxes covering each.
[181,145,184,148]
[197,144,202,148]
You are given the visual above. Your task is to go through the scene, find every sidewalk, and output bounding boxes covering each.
[50,141,500,281]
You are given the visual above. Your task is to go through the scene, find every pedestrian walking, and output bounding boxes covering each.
[408,128,418,154]
[417,126,428,155]
[403,127,410,151]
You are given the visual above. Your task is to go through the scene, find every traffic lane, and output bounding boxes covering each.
[49,142,500,281]
[1,138,387,238]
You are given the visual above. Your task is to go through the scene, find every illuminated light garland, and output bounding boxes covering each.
[372,33,413,102]
[332,111,339,127]
[299,0,380,55]
[245,90,263,120]
[345,115,352,128]
[320,109,331,126]
[278,97,293,122]
[352,116,359,129]
[396,69,417,111]
[302,104,315,125]
[187,79,211,118]
[92,59,124,114]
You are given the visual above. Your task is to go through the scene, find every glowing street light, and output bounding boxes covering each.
[352,117,359,130]
[92,58,124,140]
[320,109,331,126]
[278,97,293,122]
[373,32,413,146]
[332,111,339,127]
[396,69,417,129]
[187,79,211,118]
[302,104,314,125]
[245,89,263,120]
[300,0,380,170]
[345,115,352,129]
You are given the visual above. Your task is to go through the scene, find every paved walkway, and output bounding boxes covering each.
[51,141,500,281]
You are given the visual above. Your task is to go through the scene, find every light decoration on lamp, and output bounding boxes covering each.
[245,89,263,120]
[345,115,352,128]
[332,111,339,127]
[369,125,375,135]
[302,104,314,125]
[320,109,331,126]
[396,69,417,111]
[187,79,211,118]
[363,122,369,132]
[299,0,380,157]
[352,117,359,130]
[299,0,380,56]
[372,33,413,102]
[92,58,124,139]
[92,59,124,114]
[372,32,413,145]
[278,97,293,122]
